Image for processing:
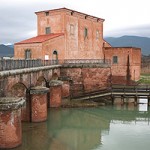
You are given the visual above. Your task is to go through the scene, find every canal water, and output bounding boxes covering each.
[14,100,150,150]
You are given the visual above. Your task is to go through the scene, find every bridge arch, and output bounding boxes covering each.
[36,76,48,87]
[8,82,27,97]
[51,72,58,80]
[10,82,30,121]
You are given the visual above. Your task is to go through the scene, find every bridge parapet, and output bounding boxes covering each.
[0,59,58,71]
[0,59,111,71]
[61,59,111,68]
[0,65,61,78]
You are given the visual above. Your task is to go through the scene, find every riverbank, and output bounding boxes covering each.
[61,97,112,108]
[138,73,150,84]
[61,74,150,108]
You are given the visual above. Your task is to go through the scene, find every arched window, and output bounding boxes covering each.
[52,50,58,64]
[96,30,99,39]
[84,27,88,38]
[53,50,57,55]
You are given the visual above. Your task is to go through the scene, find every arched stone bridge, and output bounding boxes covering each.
[0,59,111,99]
[0,65,61,97]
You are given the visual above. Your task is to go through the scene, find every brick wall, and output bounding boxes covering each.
[65,14,104,59]
[36,10,64,35]
[0,109,22,148]
[35,8,104,60]
[14,36,65,60]
[14,43,42,59]
[60,66,111,97]
[104,47,141,82]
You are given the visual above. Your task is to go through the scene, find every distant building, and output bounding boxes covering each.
[14,8,141,81]
[104,47,141,82]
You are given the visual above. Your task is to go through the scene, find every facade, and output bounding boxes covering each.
[15,8,105,60]
[14,7,141,82]
[15,33,65,60]
[104,47,141,82]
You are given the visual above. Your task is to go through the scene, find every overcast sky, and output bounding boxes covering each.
[1,0,150,44]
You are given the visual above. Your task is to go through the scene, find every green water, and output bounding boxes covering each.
[15,102,150,150]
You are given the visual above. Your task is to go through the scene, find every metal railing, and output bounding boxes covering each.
[111,84,150,97]
[70,84,150,100]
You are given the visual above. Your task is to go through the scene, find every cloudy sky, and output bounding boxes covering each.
[1,0,150,44]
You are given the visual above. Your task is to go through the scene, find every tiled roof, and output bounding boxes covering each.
[15,33,64,45]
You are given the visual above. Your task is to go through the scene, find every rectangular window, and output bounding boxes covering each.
[113,56,118,64]
[70,24,74,35]
[45,12,49,16]
[96,30,99,39]
[25,49,31,59]
[84,28,88,38]
[45,27,51,34]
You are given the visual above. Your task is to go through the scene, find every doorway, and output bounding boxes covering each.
[52,50,58,64]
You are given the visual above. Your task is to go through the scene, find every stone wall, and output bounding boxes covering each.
[60,65,111,97]
[0,66,60,97]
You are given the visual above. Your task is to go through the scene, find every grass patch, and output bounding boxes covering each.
[139,74,150,84]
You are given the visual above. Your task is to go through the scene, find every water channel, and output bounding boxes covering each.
[14,99,150,150]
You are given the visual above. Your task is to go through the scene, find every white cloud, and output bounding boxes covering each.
[0,0,150,44]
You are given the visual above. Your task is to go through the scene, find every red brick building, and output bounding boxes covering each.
[15,8,104,60]
[104,47,141,82]
[14,8,141,81]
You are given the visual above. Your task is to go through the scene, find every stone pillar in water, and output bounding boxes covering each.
[21,91,30,122]
[49,80,63,107]
[30,86,49,122]
[0,97,25,149]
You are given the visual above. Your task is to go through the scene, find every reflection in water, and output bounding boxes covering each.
[47,108,109,150]
[139,98,148,112]
[13,103,150,150]
[14,122,49,150]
